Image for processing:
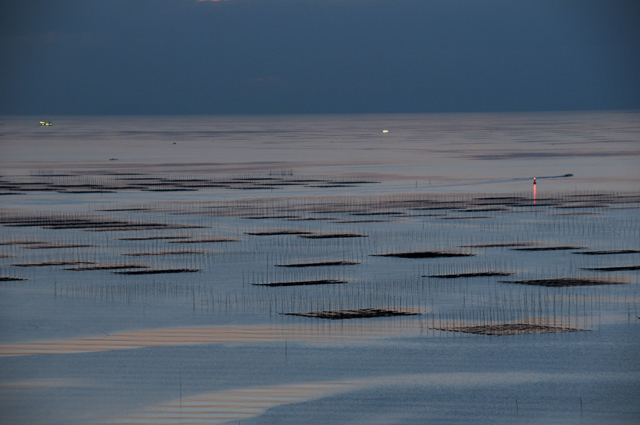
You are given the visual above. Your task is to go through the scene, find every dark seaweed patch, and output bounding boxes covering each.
[243,215,299,220]
[332,219,393,223]
[245,230,312,236]
[25,244,96,249]
[426,271,513,278]
[573,250,640,255]
[168,238,238,244]
[119,236,191,241]
[581,265,640,271]
[460,242,535,248]
[64,264,149,271]
[0,215,204,232]
[11,261,95,267]
[0,241,46,246]
[431,323,586,335]
[300,233,368,239]
[0,276,28,281]
[275,261,360,268]
[512,246,584,251]
[350,212,405,216]
[501,277,628,287]
[114,268,200,275]
[253,279,348,287]
[373,251,475,259]
[439,216,493,220]
[283,308,419,320]
[123,250,206,256]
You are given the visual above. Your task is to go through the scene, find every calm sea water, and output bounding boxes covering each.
[0,112,638,424]
[1,111,639,190]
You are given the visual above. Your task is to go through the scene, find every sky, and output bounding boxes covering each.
[1,0,639,115]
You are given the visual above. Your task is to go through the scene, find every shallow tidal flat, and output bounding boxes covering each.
[1,180,639,424]
[1,113,639,425]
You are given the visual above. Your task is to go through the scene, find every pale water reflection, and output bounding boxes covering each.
[0,321,427,357]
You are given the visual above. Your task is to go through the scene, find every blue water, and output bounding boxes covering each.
[0,112,639,424]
